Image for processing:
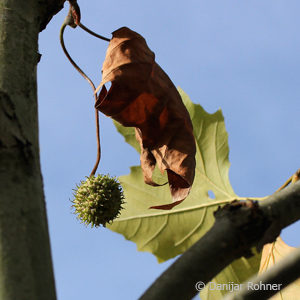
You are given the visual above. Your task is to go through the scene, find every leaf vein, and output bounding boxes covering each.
[140,215,169,249]
[174,207,207,247]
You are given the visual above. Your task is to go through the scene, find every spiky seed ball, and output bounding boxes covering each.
[72,174,125,227]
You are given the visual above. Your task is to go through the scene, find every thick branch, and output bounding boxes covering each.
[224,246,300,300]
[139,181,300,300]
[0,1,57,299]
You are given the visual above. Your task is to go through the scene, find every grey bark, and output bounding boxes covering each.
[139,181,300,300]
[0,1,65,299]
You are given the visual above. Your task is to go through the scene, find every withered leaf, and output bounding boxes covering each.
[95,27,196,210]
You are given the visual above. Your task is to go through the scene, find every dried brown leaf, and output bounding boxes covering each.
[95,27,196,209]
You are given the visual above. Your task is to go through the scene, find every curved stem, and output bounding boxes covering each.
[60,23,102,176]
[60,23,96,90]
[90,107,101,177]
[79,22,110,42]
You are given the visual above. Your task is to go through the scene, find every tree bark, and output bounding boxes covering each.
[0,1,65,299]
[139,181,300,300]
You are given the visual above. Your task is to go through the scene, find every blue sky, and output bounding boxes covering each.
[38,1,300,299]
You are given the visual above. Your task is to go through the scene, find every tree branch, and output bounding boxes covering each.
[0,1,60,299]
[139,181,300,300]
[224,246,300,300]
[39,0,67,32]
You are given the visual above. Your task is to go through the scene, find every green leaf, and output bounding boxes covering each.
[110,88,238,258]
[108,88,262,298]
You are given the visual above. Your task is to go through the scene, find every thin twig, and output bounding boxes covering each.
[276,175,292,192]
[275,168,300,192]
[223,246,300,300]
